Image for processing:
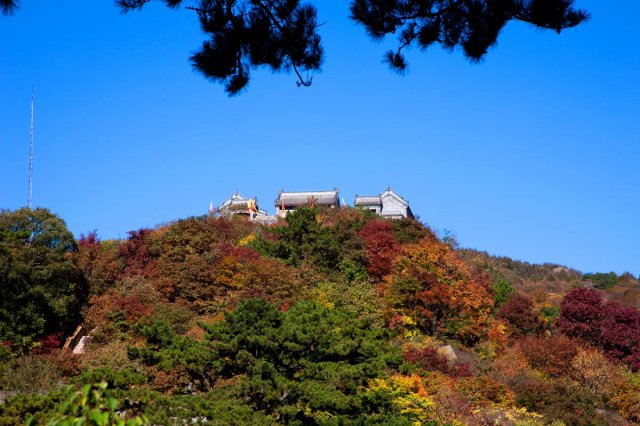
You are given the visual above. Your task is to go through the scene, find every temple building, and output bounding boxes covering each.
[275,188,340,217]
[354,187,414,219]
[217,191,267,219]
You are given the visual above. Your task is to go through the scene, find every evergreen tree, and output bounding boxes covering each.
[3,1,588,94]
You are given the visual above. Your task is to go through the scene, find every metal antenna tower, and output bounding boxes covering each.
[28,83,34,209]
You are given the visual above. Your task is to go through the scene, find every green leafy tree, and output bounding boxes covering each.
[27,382,148,426]
[491,277,514,307]
[0,208,87,350]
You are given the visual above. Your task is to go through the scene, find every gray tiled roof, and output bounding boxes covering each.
[275,190,339,207]
[354,196,381,206]
[381,187,409,205]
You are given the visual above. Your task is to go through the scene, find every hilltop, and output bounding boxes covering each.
[1,206,640,425]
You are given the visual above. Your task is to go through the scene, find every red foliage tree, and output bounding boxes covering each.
[118,228,156,277]
[31,332,63,355]
[556,287,605,343]
[556,287,640,371]
[496,294,544,337]
[403,346,472,377]
[358,220,399,281]
[75,231,121,295]
[599,301,640,370]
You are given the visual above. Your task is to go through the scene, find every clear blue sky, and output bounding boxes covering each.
[1,1,638,275]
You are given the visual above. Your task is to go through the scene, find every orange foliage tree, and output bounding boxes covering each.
[386,234,493,344]
[517,334,578,378]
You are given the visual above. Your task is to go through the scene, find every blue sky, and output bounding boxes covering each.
[1,1,638,275]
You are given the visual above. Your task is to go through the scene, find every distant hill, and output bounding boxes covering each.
[459,248,640,309]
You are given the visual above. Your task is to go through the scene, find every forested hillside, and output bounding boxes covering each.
[1,207,640,425]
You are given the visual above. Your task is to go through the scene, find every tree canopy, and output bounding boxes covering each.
[2,207,640,424]
[0,208,87,350]
[2,0,589,95]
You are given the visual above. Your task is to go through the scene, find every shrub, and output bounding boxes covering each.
[28,382,148,425]
[513,378,608,426]
[148,304,195,335]
[518,334,578,378]
[497,294,544,337]
[584,272,619,289]
[599,301,640,370]
[491,278,514,307]
[403,347,471,377]
[0,355,61,394]
[456,376,515,407]
[556,287,604,343]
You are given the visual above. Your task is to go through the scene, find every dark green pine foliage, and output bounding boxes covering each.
[584,271,620,289]
[0,208,87,350]
[118,0,323,95]
[130,298,402,423]
[252,207,345,271]
[350,0,590,72]
[6,1,588,94]
[0,0,17,15]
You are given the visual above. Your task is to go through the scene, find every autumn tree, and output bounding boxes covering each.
[74,231,122,295]
[118,228,157,278]
[358,220,400,281]
[496,293,544,337]
[556,287,605,343]
[386,234,493,344]
[135,216,253,307]
[599,302,640,371]
[557,287,640,371]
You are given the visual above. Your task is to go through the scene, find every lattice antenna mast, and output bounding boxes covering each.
[28,83,34,209]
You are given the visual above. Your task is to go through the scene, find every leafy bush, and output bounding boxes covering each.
[496,294,544,337]
[27,382,148,426]
[0,355,61,394]
[148,303,195,335]
[557,287,605,343]
[518,334,578,378]
[491,278,514,307]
